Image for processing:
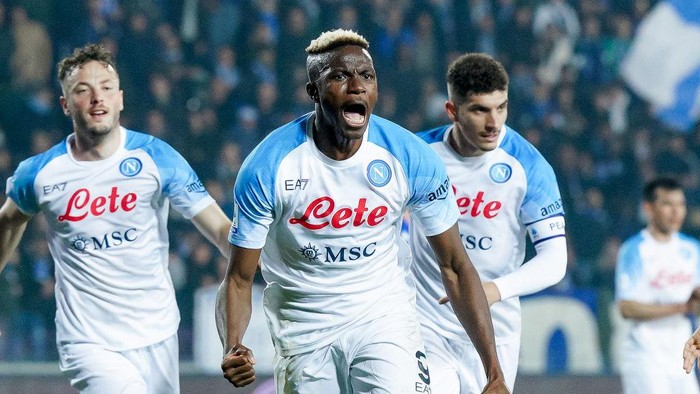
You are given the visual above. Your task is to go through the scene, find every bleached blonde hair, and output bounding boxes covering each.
[306,29,369,54]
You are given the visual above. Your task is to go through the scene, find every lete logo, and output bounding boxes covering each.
[452,187,502,218]
[58,187,138,222]
[289,196,388,230]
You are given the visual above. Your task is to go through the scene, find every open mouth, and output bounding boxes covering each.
[342,103,367,127]
[90,109,108,118]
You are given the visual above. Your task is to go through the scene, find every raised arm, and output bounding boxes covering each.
[427,223,509,393]
[191,202,233,259]
[0,198,31,273]
[215,244,261,388]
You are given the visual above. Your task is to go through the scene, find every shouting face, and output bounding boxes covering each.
[308,45,378,151]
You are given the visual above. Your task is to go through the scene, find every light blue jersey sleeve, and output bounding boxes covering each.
[129,130,213,219]
[229,116,309,249]
[6,142,67,215]
[501,127,564,225]
[370,117,458,236]
[615,234,644,301]
[680,234,700,286]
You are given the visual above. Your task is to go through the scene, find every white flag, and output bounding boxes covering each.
[620,0,700,132]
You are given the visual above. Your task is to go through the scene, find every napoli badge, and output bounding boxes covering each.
[489,163,512,183]
[367,160,392,187]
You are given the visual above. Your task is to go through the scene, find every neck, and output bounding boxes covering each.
[648,227,674,242]
[312,116,361,161]
[70,126,121,161]
[448,125,480,157]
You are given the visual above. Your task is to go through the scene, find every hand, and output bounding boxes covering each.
[482,282,501,306]
[221,344,256,387]
[692,287,700,300]
[482,378,510,393]
[684,329,700,374]
[438,282,501,306]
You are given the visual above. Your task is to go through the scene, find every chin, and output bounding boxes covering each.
[344,127,367,140]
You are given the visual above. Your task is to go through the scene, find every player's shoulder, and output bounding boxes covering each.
[124,128,172,153]
[14,137,69,181]
[367,114,436,155]
[678,232,700,249]
[244,113,309,165]
[619,231,645,255]
[500,125,548,163]
[416,125,451,145]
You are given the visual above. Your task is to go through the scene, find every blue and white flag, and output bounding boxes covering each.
[620,0,700,132]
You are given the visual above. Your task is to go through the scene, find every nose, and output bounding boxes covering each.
[347,73,367,95]
[91,91,103,104]
[485,111,496,129]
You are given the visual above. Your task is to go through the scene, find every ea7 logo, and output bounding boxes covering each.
[285,179,309,191]
[43,182,67,195]
[427,178,450,201]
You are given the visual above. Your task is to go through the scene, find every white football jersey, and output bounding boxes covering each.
[410,125,565,344]
[616,230,700,375]
[6,127,214,351]
[229,113,459,356]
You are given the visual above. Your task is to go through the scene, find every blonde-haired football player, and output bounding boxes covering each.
[217,30,509,393]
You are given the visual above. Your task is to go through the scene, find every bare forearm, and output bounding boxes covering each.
[0,201,30,273]
[0,223,25,272]
[442,261,501,379]
[215,276,253,352]
[192,203,233,259]
[619,300,687,320]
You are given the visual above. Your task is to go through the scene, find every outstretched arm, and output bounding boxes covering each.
[191,202,233,259]
[427,223,509,393]
[0,198,31,273]
[215,245,261,388]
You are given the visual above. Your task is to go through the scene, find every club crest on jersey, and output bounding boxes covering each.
[367,160,392,187]
[489,163,511,183]
[119,158,142,177]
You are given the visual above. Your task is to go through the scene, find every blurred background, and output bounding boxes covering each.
[0,0,699,392]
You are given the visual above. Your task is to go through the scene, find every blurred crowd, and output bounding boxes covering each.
[0,0,697,369]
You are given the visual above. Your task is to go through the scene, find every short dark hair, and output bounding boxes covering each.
[447,53,508,102]
[642,177,683,203]
[57,44,118,83]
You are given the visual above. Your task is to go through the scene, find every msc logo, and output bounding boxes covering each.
[489,163,511,183]
[367,160,392,187]
[69,228,138,252]
[299,243,321,261]
[324,242,376,262]
[461,234,493,250]
[427,178,450,201]
[119,158,142,177]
